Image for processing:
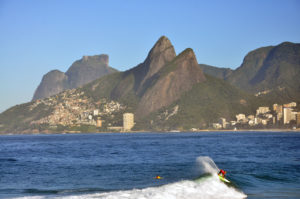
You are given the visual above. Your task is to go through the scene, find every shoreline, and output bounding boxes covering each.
[1,128,300,136]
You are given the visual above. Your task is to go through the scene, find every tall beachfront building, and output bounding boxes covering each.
[123,113,134,131]
[283,107,292,124]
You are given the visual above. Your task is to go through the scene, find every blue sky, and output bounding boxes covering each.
[0,0,300,112]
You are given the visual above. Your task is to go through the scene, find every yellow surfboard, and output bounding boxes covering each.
[218,175,230,183]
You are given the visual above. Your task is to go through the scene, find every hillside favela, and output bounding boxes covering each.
[1,1,300,199]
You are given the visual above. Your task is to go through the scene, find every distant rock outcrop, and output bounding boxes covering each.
[32,70,69,100]
[32,54,117,100]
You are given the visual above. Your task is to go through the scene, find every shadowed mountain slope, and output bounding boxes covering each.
[227,42,300,96]
[199,42,300,103]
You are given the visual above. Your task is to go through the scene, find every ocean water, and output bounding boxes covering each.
[0,132,299,199]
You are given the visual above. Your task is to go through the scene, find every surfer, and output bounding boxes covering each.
[218,169,226,178]
[155,175,162,179]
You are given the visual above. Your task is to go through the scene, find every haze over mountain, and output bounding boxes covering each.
[32,54,117,100]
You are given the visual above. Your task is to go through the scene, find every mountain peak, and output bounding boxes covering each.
[138,36,176,87]
[278,41,294,46]
[147,36,175,59]
[177,48,195,59]
[172,48,200,71]
[81,54,109,65]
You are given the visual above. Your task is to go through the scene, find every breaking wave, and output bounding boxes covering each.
[12,156,246,199]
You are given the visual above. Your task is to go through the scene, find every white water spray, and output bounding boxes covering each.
[196,156,220,175]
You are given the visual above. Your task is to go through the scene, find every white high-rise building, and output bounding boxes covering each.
[283,107,292,124]
[123,113,134,131]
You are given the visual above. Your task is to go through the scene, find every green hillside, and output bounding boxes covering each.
[0,102,53,133]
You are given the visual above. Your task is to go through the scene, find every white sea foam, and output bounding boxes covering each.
[13,156,247,199]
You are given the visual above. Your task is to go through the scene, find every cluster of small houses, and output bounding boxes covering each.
[212,102,300,129]
[30,89,136,131]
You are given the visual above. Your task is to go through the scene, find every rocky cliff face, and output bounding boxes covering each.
[136,48,206,117]
[33,70,68,100]
[33,54,117,100]
[139,36,176,90]
[111,36,177,98]
[66,54,114,88]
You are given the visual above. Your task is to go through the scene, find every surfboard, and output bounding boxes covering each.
[218,175,230,183]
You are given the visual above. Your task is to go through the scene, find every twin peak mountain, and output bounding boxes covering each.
[34,36,206,117]
[110,36,206,117]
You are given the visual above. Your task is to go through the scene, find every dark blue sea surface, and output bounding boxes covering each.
[0,132,300,199]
